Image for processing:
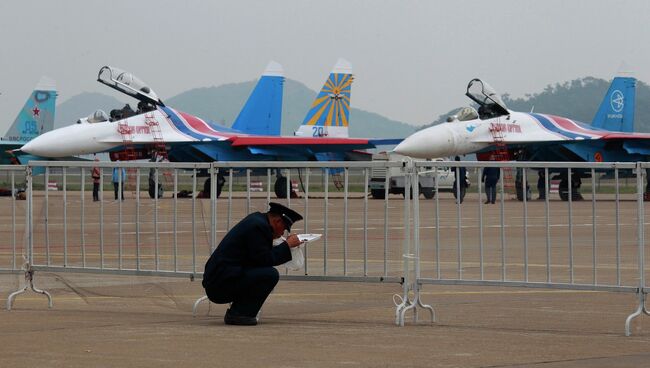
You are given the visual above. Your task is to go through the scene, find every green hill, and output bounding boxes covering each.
[420,77,650,132]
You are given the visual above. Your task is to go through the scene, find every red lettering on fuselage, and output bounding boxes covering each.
[489,122,521,134]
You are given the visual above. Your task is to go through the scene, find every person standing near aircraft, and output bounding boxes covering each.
[482,166,500,204]
[452,156,468,204]
[91,156,101,202]
[202,202,303,325]
[537,169,546,200]
[112,165,126,200]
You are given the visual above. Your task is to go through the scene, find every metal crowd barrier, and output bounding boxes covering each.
[5,160,407,313]
[398,160,648,336]
[4,159,649,335]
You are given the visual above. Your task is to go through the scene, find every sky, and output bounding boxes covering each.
[1,0,650,131]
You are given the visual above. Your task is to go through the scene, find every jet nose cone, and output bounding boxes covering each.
[394,125,455,158]
[20,138,42,156]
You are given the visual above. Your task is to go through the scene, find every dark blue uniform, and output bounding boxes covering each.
[202,212,292,317]
[453,166,468,203]
[482,167,500,204]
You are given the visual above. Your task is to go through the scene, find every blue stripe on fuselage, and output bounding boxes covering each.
[529,113,593,140]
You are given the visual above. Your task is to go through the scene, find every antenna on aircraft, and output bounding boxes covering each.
[530,106,534,113]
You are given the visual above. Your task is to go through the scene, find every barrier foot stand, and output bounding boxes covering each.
[397,284,435,327]
[6,265,53,311]
[395,293,412,327]
[192,295,209,317]
[625,289,649,336]
[414,282,435,324]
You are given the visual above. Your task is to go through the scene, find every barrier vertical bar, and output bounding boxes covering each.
[174,169,179,272]
[384,164,389,277]
[227,169,233,230]
[478,167,484,280]
[63,167,68,266]
[456,166,462,279]
[343,168,349,276]
[136,169,141,271]
[397,163,412,326]
[118,166,123,269]
[44,167,50,266]
[286,169,291,207]
[246,169,251,213]
[545,167,550,282]
[99,168,104,269]
[192,169,197,273]
[266,168,271,205]
[500,168,506,281]
[591,168,597,284]
[324,170,329,275]
[80,168,86,267]
[28,167,33,267]
[11,171,16,270]
[154,168,159,271]
[615,167,621,285]
[211,167,217,253]
[625,162,648,336]
[435,166,440,279]
[568,168,574,283]
[523,168,529,282]
[304,168,310,275]
[363,168,369,276]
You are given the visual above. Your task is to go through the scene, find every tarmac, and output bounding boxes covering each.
[1,274,650,368]
[1,191,650,367]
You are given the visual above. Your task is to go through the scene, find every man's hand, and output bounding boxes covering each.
[285,234,303,248]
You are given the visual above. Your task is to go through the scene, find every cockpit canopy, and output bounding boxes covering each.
[77,109,109,124]
[465,78,509,119]
[446,106,479,123]
[97,66,164,107]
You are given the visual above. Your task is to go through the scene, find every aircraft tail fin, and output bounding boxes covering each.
[231,61,284,136]
[2,77,57,143]
[295,58,353,138]
[591,76,635,132]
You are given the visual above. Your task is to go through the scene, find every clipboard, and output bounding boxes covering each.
[297,233,322,243]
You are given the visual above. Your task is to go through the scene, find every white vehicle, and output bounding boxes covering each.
[368,152,455,199]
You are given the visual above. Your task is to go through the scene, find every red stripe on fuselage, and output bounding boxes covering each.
[177,111,235,139]
[545,115,604,138]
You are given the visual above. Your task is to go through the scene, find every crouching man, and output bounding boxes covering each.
[202,202,303,325]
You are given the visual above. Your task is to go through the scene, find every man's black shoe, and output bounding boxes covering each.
[224,309,257,326]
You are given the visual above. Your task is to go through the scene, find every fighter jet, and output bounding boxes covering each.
[394,76,645,162]
[394,76,650,199]
[1,77,57,164]
[21,61,399,195]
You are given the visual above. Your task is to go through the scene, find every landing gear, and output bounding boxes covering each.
[274,173,298,199]
[558,176,583,201]
[202,173,225,198]
[421,186,435,199]
[371,189,386,199]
